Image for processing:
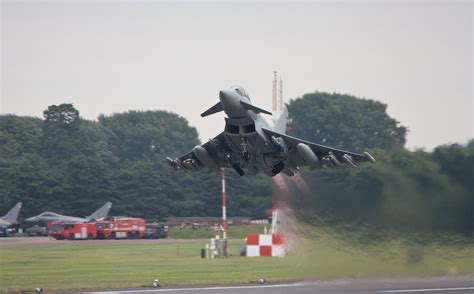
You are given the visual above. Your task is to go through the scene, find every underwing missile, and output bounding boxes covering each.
[296,143,320,168]
[328,154,341,166]
[342,154,358,168]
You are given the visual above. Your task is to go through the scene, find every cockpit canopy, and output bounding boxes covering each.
[39,212,60,217]
[229,85,250,100]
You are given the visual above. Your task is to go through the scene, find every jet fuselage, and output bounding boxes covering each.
[217,87,287,176]
[167,86,375,177]
[26,213,88,224]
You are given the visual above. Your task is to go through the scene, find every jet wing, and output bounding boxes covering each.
[262,128,375,169]
[166,132,230,171]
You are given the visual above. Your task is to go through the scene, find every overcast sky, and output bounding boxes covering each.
[1,0,472,150]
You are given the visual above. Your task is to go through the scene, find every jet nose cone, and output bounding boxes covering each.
[219,90,232,103]
[219,89,247,118]
[219,89,241,106]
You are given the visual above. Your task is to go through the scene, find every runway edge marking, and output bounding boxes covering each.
[85,283,306,294]
[378,286,474,293]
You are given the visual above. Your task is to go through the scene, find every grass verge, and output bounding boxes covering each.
[167,224,266,239]
[0,229,472,293]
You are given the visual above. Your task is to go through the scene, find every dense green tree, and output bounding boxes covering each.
[99,110,271,219]
[431,141,474,232]
[43,104,80,127]
[286,92,471,234]
[41,103,82,160]
[0,152,65,218]
[98,111,198,161]
[0,115,42,158]
[62,155,115,217]
[0,93,471,235]
[287,92,407,152]
[291,147,472,234]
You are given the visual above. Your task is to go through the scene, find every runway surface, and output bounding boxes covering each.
[71,276,473,294]
[0,237,200,248]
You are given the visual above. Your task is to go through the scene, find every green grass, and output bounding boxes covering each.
[0,229,473,293]
[168,224,266,239]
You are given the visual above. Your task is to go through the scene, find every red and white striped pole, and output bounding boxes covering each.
[221,168,227,239]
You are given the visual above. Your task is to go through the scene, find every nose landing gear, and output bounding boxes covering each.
[232,163,245,176]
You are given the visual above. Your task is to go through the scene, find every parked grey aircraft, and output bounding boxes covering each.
[166,86,375,176]
[0,202,22,228]
[26,202,112,223]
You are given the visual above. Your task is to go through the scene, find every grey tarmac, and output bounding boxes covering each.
[59,276,473,294]
[0,237,200,248]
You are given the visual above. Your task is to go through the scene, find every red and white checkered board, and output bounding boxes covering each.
[246,233,286,257]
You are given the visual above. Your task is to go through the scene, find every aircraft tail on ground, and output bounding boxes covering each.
[2,202,22,222]
[274,107,289,134]
[87,202,112,220]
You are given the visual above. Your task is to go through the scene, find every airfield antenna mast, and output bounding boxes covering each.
[272,71,278,113]
[278,76,283,112]
[272,71,283,115]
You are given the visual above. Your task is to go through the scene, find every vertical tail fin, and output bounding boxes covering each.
[87,202,112,220]
[3,202,22,222]
[274,107,288,134]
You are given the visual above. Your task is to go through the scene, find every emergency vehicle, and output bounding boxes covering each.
[48,222,97,240]
[95,217,146,239]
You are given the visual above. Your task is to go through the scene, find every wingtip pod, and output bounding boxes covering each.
[364,152,376,163]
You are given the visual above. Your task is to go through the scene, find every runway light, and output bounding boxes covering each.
[259,278,266,284]
[35,288,43,293]
[152,279,160,288]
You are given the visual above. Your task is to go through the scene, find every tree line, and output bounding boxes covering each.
[0,104,272,222]
[0,91,472,234]
[287,92,472,235]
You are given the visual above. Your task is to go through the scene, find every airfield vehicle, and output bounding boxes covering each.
[48,222,97,240]
[0,226,17,237]
[26,225,48,236]
[49,217,146,240]
[143,223,168,239]
[95,217,146,239]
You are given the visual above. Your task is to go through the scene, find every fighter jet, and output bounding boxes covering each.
[0,202,22,229]
[26,202,112,224]
[166,86,375,177]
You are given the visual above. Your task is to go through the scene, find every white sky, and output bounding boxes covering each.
[1,0,472,150]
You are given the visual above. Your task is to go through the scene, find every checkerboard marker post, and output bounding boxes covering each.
[246,233,286,257]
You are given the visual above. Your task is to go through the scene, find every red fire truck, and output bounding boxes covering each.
[48,222,97,240]
[49,217,146,240]
[95,217,146,239]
